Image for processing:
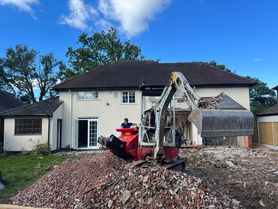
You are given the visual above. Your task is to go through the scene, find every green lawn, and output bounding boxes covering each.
[0,153,80,204]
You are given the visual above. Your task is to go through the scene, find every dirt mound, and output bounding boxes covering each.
[10,151,241,208]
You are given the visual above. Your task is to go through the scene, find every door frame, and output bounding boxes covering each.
[77,117,99,149]
[57,119,62,150]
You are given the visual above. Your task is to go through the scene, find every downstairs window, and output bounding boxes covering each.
[15,119,42,135]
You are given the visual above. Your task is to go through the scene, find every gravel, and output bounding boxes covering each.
[10,151,241,208]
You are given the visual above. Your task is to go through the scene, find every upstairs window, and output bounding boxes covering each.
[78,91,98,100]
[122,91,135,104]
[15,119,42,135]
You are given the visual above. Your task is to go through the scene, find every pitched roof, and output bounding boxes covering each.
[0,90,23,113]
[53,61,256,91]
[256,103,278,116]
[272,85,278,90]
[0,97,63,118]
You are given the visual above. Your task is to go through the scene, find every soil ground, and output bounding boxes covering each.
[179,146,278,209]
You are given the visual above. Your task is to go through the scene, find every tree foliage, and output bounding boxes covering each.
[206,59,233,73]
[246,76,278,115]
[0,44,65,103]
[0,60,14,94]
[64,27,145,80]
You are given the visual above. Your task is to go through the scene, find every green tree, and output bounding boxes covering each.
[65,27,145,80]
[247,76,278,115]
[206,59,233,73]
[0,61,14,94]
[0,44,65,103]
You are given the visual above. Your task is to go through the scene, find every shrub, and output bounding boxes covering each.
[64,145,71,151]
[32,143,51,156]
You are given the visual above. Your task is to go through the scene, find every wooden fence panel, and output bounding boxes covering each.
[274,122,278,146]
[259,122,273,145]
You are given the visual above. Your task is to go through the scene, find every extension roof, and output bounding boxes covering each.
[256,103,278,117]
[0,90,23,113]
[0,97,63,118]
[53,61,256,91]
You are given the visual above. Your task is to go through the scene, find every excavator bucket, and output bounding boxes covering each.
[188,93,254,138]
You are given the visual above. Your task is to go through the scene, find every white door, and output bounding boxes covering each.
[88,119,99,149]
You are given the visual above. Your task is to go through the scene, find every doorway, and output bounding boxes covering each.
[78,118,99,149]
[57,119,62,149]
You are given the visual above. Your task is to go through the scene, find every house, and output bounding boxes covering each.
[0,61,256,151]
[0,90,23,148]
[256,86,278,150]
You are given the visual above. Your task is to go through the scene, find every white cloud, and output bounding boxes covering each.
[98,0,172,37]
[60,0,98,31]
[254,58,263,62]
[60,0,172,37]
[0,0,39,15]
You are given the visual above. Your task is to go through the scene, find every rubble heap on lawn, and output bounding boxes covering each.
[10,151,241,208]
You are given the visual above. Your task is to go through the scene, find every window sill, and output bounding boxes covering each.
[14,134,42,136]
[121,103,137,105]
[77,99,100,101]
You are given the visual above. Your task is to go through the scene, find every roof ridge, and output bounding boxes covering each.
[160,61,203,65]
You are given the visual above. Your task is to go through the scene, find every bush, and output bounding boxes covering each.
[64,144,71,151]
[32,143,51,156]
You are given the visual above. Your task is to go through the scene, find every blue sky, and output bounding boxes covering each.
[0,0,277,88]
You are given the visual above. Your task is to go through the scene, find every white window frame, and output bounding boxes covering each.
[122,91,135,104]
[78,91,99,100]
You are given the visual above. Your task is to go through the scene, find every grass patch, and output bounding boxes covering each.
[0,153,81,204]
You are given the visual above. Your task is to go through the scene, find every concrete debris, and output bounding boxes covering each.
[259,199,266,207]
[34,164,42,169]
[10,151,241,208]
[121,190,131,204]
[108,199,113,208]
[225,160,236,167]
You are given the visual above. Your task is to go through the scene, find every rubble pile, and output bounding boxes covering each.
[81,162,240,208]
[10,151,241,209]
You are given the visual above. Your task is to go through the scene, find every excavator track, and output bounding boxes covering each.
[131,159,185,172]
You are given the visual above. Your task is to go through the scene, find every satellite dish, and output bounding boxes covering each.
[149,97,157,103]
